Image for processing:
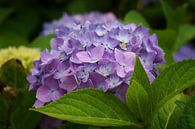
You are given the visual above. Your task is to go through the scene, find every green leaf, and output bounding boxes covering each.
[150,94,187,129]
[126,80,149,123]
[0,98,8,129]
[131,57,150,92]
[0,8,13,25]
[11,91,41,129]
[152,29,177,64]
[0,59,27,90]
[124,10,150,28]
[29,34,53,50]
[32,89,137,127]
[149,60,195,118]
[176,95,195,129]
[126,57,151,124]
[174,24,195,52]
[160,0,188,29]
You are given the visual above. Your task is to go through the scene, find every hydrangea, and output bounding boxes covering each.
[174,44,195,61]
[41,12,117,35]
[28,21,165,107]
[0,47,40,69]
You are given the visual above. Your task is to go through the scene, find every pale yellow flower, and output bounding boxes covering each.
[0,46,40,69]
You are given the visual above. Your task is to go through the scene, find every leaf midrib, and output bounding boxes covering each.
[66,93,128,120]
[164,104,176,129]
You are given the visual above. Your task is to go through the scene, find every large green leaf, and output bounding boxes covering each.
[126,80,149,124]
[149,60,195,118]
[29,34,53,50]
[131,57,150,92]
[174,24,195,52]
[149,94,187,129]
[160,0,188,29]
[176,95,195,129]
[32,89,138,127]
[124,10,150,28]
[126,57,151,124]
[0,59,27,90]
[11,91,41,129]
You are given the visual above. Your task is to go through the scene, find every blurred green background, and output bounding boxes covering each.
[0,0,195,46]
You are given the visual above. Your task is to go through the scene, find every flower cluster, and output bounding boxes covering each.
[28,21,165,107]
[0,47,40,69]
[41,12,117,35]
[174,44,195,61]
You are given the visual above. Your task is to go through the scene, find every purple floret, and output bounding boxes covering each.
[41,12,117,35]
[28,21,165,107]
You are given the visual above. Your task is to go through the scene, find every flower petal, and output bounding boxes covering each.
[76,51,91,63]
[60,76,77,92]
[116,65,126,78]
[36,86,51,102]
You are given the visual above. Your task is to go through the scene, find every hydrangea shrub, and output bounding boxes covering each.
[28,21,164,107]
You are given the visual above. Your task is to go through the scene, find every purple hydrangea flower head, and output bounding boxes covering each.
[41,12,117,35]
[28,21,165,107]
[174,44,195,62]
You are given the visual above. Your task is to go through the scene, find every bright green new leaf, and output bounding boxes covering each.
[131,57,150,92]
[124,10,150,28]
[125,57,151,124]
[126,80,149,124]
[32,89,138,127]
